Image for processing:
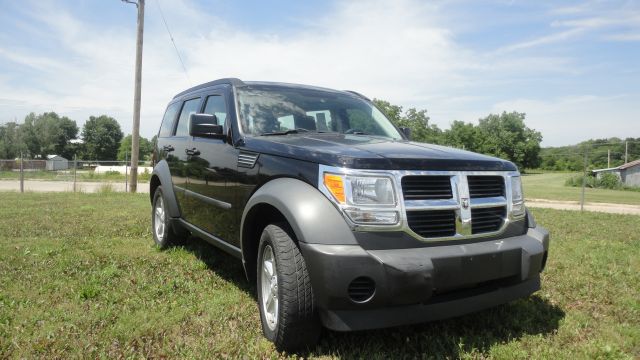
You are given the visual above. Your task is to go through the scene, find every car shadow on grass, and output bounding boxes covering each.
[179,236,256,296]
[178,236,564,358]
[312,294,564,358]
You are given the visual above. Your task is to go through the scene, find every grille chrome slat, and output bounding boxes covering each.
[468,176,505,198]
[471,206,506,234]
[401,175,453,200]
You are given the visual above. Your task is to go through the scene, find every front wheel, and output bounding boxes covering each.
[257,224,321,351]
[151,186,183,248]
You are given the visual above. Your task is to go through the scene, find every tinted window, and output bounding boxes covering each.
[203,95,227,127]
[158,102,180,138]
[175,98,201,137]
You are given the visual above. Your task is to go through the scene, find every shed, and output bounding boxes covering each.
[592,159,640,187]
[45,155,69,171]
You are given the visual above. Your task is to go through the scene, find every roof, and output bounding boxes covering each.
[592,159,640,173]
[47,155,63,160]
[619,159,640,170]
[172,78,363,100]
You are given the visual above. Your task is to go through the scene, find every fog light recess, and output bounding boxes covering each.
[348,276,376,303]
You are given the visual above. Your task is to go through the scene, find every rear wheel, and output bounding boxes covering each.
[257,224,321,351]
[151,186,182,248]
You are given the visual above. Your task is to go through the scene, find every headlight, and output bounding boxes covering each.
[322,172,399,225]
[510,176,525,217]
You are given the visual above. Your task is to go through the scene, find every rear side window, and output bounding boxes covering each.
[203,95,227,127]
[175,98,201,137]
[158,102,180,138]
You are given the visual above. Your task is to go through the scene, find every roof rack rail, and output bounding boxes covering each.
[344,90,370,101]
[173,78,244,99]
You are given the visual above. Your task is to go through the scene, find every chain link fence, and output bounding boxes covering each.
[0,156,152,193]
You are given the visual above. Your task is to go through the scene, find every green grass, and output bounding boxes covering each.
[0,193,638,358]
[523,172,640,205]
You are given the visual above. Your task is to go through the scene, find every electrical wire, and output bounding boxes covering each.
[154,0,191,84]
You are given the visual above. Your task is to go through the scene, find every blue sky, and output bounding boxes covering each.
[0,0,638,146]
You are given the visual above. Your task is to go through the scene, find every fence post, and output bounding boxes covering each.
[73,154,77,192]
[125,151,128,193]
[580,148,588,212]
[19,151,24,193]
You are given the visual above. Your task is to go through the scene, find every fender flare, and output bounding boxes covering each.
[151,160,181,218]
[241,177,358,249]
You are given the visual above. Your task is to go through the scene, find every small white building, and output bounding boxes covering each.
[592,159,640,187]
[45,155,69,171]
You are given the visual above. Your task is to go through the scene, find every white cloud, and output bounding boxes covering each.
[491,95,640,146]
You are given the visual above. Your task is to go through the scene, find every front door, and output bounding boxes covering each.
[167,97,201,211]
[185,92,239,244]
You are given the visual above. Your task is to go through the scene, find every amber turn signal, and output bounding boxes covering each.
[323,173,345,204]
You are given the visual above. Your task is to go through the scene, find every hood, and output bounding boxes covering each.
[242,133,517,171]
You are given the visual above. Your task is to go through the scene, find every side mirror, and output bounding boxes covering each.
[189,113,224,138]
[399,127,411,140]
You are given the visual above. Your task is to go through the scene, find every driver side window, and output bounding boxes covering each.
[203,95,227,127]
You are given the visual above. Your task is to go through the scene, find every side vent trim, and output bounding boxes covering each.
[238,151,259,168]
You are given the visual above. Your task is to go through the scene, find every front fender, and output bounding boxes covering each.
[241,178,357,246]
[152,160,181,218]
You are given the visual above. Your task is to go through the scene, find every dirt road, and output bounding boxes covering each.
[526,198,640,215]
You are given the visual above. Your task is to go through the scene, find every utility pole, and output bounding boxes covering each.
[625,141,628,164]
[580,148,588,212]
[123,0,144,193]
[607,148,610,168]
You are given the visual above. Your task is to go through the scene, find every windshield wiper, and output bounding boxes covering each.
[260,128,310,136]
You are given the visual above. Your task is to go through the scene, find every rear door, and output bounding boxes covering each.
[168,97,202,212]
[184,91,239,244]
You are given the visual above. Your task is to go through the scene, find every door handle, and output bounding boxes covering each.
[162,145,175,152]
[185,148,200,156]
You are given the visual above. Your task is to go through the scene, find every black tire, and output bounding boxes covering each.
[151,186,183,249]
[257,223,321,351]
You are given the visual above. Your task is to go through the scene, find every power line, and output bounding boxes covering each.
[154,0,191,84]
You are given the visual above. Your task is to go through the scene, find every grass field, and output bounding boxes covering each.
[522,172,640,205]
[0,192,638,358]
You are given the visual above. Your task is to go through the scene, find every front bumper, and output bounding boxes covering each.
[299,225,549,331]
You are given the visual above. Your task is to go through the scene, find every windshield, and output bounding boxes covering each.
[236,85,403,139]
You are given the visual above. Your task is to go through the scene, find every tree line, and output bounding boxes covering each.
[0,112,154,161]
[2,102,546,169]
[373,99,543,170]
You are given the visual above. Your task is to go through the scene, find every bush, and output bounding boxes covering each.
[564,172,640,191]
[598,173,621,189]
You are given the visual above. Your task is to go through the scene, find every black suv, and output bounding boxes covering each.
[150,78,549,351]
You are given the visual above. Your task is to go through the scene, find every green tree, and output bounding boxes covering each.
[475,111,542,169]
[81,115,123,160]
[443,120,481,151]
[18,112,78,159]
[0,122,24,159]
[117,134,154,161]
[373,99,442,143]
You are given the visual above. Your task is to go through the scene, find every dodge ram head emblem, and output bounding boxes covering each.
[461,198,470,209]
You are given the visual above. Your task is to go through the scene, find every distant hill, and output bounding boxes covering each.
[540,138,640,171]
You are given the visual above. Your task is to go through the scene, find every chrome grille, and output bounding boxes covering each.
[401,173,511,240]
